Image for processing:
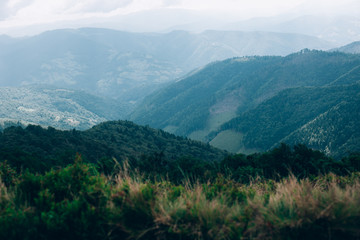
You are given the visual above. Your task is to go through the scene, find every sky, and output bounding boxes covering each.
[0,0,359,36]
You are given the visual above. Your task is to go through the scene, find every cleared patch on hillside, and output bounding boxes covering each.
[210,130,244,153]
[189,111,238,142]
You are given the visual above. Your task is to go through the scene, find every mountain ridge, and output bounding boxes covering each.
[0,28,334,105]
[0,120,227,172]
[129,50,360,158]
[130,50,360,135]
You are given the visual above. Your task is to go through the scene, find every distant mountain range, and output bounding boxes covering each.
[5,6,358,46]
[1,27,359,158]
[0,28,334,105]
[129,50,360,158]
[223,15,360,46]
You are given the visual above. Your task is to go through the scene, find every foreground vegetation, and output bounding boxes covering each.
[1,122,359,239]
[1,152,360,239]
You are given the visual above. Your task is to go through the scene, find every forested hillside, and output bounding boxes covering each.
[280,95,360,158]
[0,121,226,173]
[129,50,360,157]
[1,140,360,239]
[210,84,360,157]
[0,119,31,132]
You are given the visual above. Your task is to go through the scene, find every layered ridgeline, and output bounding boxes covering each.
[0,28,333,105]
[129,50,360,158]
[0,85,126,130]
[0,120,226,172]
[224,15,360,46]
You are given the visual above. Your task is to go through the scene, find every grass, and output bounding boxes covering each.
[209,130,243,153]
[0,160,360,239]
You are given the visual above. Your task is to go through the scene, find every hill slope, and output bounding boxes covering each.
[0,85,126,130]
[129,50,360,158]
[130,50,360,138]
[279,95,360,158]
[210,84,360,157]
[331,41,360,54]
[0,121,226,172]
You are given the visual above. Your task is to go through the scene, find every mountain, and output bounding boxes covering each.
[0,28,333,106]
[224,15,360,45]
[0,120,226,172]
[0,85,126,130]
[269,15,360,45]
[210,84,360,158]
[331,41,360,54]
[130,50,360,136]
[129,50,360,157]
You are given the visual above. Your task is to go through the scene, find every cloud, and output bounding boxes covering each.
[0,0,135,22]
[0,1,10,20]
[66,0,134,14]
[0,0,138,27]
[0,0,35,20]
[161,0,183,8]
[0,0,359,37]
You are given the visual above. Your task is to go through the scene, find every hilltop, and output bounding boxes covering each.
[0,120,226,172]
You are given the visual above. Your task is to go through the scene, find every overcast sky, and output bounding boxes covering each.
[0,0,359,36]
